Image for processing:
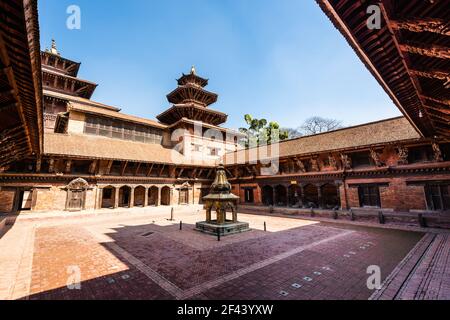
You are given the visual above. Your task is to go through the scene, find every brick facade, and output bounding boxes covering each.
[0,188,16,213]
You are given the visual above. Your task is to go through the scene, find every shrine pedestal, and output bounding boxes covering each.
[195,220,250,236]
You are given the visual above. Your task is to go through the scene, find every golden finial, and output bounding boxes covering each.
[190,65,196,75]
[48,38,60,55]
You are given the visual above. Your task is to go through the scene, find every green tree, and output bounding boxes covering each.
[239,114,288,147]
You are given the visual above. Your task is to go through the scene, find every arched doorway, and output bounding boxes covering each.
[65,178,89,211]
[321,183,340,209]
[134,186,146,207]
[288,185,302,207]
[261,185,274,206]
[119,186,131,208]
[274,185,288,206]
[303,184,319,208]
[148,186,159,206]
[161,186,171,206]
[101,186,116,209]
[178,182,190,205]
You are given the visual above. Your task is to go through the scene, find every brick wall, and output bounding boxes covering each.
[344,176,433,212]
[380,178,426,211]
[33,187,65,211]
[0,188,16,213]
[232,183,261,205]
[346,186,360,209]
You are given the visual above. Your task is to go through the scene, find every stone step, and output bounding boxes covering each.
[370,233,435,300]
[396,233,449,300]
[371,233,450,300]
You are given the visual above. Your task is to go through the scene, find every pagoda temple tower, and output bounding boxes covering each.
[157,67,227,126]
[41,40,102,131]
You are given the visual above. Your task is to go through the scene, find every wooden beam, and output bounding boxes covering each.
[169,166,177,178]
[421,96,450,107]
[423,104,450,116]
[134,162,141,176]
[206,169,213,179]
[233,167,240,179]
[120,161,128,176]
[399,43,450,59]
[391,18,450,36]
[159,164,166,176]
[191,168,197,179]
[89,160,98,174]
[146,163,154,176]
[410,70,450,88]
[428,113,450,125]
[65,160,72,174]
[105,160,113,175]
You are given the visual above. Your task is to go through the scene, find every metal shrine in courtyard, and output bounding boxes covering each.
[196,164,250,236]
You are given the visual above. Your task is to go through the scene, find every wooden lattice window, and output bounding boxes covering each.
[425,184,450,211]
[358,185,381,208]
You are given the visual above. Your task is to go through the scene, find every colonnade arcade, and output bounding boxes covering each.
[98,184,172,209]
[260,182,341,209]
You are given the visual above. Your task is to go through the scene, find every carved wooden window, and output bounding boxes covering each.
[408,146,434,163]
[351,152,372,168]
[441,144,450,162]
[84,116,162,144]
[425,184,450,211]
[358,185,380,208]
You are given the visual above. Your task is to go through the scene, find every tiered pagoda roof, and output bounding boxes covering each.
[41,40,97,99]
[157,67,227,126]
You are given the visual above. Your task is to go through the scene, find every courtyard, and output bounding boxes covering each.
[1,206,447,300]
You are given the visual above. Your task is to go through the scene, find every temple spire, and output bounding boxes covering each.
[47,38,60,56]
[191,65,196,75]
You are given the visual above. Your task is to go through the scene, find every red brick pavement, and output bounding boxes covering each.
[22,212,425,300]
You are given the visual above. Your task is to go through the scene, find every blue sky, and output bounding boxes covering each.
[39,0,401,130]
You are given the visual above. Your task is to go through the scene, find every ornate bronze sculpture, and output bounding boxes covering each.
[195,164,250,236]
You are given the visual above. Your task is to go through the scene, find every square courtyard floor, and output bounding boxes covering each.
[0,207,438,300]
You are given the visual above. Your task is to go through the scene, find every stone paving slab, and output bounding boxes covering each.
[0,207,446,300]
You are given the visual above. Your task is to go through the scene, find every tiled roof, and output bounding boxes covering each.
[44,133,216,167]
[69,102,167,129]
[44,90,121,112]
[223,117,421,165]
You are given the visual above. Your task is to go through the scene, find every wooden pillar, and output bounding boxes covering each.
[206,207,212,222]
[97,187,103,210]
[299,185,305,208]
[317,184,323,209]
[232,204,237,223]
[130,187,135,208]
[286,185,290,208]
[336,182,342,210]
[157,187,161,206]
[272,187,276,206]
[114,187,120,208]
[144,187,149,207]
